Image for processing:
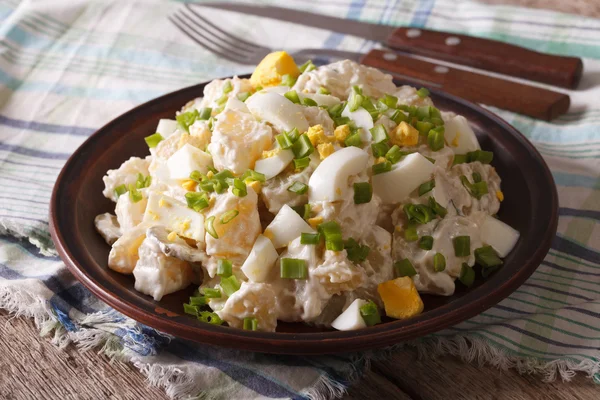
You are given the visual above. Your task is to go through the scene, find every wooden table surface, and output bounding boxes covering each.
[2,1,599,399]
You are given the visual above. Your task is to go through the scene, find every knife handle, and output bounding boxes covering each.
[386,27,583,89]
[360,49,570,121]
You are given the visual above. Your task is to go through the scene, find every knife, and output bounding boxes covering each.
[199,3,583,89]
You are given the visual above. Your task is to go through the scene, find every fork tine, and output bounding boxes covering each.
[184,4,268,54]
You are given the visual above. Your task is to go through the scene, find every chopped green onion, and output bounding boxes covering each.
[176,109,200,132]
[292,203,311,220]
[221,209,239,224]
[327,102,345,118]
[243,317,258,331]
[190,170,208,183]
[427,129,445,151]
[416,105,431,120]
[433,253,446,272]
[385,145,406,164]
[353,182,372,204]
[189,296,207,306]
[207,166,218,174]
[293,156,311,170]
[299,60,316,73]
[467,150,494,164]
[232,178,247,197]
[404,224,419,242]
[284,90,301,104]
[417,87,430,98]
[318,86,330,95]
[380,94,398,109]
[453,236,471,257]
[430,107,442,119]
[185,192,209,212]
[199,107,212,120]
[215,94,228,106]
[214,179,227,194]
[415,121,434,136]
[280,258,308,279]
[472,172,482,183]
[300,232,320,245]
[214,169,234,181]
[114,184,127,199]
[372,142,390,158]
[344,238,370,263]
[430,117,444,126]
[475,245,503,268]
[201,288,222,298]
[370,124,389,143]
[361,96,379,119]
[280,74,297,87]
[418,179,435,196]
[318,221,344,251]
[183,303,199,316]
[217,259,232,277]
[199,180,216,192]
[372,160,392,175]
[459,263,475,287]
[348,87,364,112]
[198,311,223,325]
[460,175,489,199]
[344,132,362,148]
[394,258,416,277]
[286,127,300,142]
[333,116,351,126]
[288,181,308,194]
[205,216,218,238]
[135,173,151,189]
[428,197,448,218]
[359,301,381,326]
[144,133,164,148]
[418,235,434,250]
[237,92,251,102]
[291,134,315,158]
[220,275,241,296]
[241,169,266,183]
[453,154,468,165]
[302,97,318,107]
[404,203,434,224]
[390,109,409,124]
[222,81,233,93]
[128,185,143,203]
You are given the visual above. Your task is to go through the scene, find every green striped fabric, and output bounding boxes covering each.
[0,0,599,398]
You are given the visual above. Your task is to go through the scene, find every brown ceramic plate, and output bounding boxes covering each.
[49,76,558,355]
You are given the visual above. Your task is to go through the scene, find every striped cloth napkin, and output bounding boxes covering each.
[1,0,599,398]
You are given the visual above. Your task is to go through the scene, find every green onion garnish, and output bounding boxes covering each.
[190,170,207,183]
[243,317,258,331]
[372,160,392,175]
[128,184,143,203]
[241,169,266,183]
[318,220,344,251]
[189,296,207,306]
[453,236,471,257]
[144,133,164,148]
[415,121,434,136]
[183,303,199,316]
[284,90,301,104]
[220,275,240,296]
[232,178,247,197]
[348,87,364,112]
[372,142,390,158]
[198,107,212,120]
[459,263,475,287]
[214,169,234,180]
[417,87,430,98]
[222,81,233,93]
[427,128,445,151]
[460,175,489,199]
[135,173,151,189]
[215,94,228,106]
[201,288,222,298]
[390,109,408,124]
[403,203,434,225]
[361,96,380,119]
[394,258,417,277]
[198,311,223,325]
[370,124,389,143]
[344,132,362,148]
[416,105,431,120]
[430,117,444,126]
[299,60,315,73]
[114,184,127,199]
[291,134,315,158]
[430,106,442,119]
[475,245,503,268]
[327,102,345,118]
[453,154,468,165]
[288,181,308,194]
[385,145,407,164]
[185,192,210,212]
[293,156,310,170]
[428,196,448,218]
[344,238,370,263]
[291,204,311,220]
[380,94,398,109]
[318,86,330,95]
[472,172,482,183]
[176,109,199,132]
[200,180,216,192]
[360,301,381,326]
[237,92,251,102]
[205,216,218,238]
[418,179,435,196]
[300,232,320,245]
[217,259,232,277]
[280,74,297,87]
[275,133,293,149]
[433,252,446,272]
[220,209,239,224]
[404,224,419,242]
[280,258,308,279]
[286,127,300,142]
[353,182,372,204]
[467,150,494,164]
[418,235,434,250]
[302,97,318,107]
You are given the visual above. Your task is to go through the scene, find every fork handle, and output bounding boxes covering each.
[386,27,583,89]
[361,49,570,121]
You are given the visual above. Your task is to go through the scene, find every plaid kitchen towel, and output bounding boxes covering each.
[1,0,600,398]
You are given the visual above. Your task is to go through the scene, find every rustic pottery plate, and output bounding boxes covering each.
[49,76,558,355]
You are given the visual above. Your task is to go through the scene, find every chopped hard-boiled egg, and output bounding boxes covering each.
[444,115,480,154]
[115,191,147,231]
[390,121,419,147]
[331,299,368,331]
[306,124,330,146]
[156,119,179,138]
[334,124,351,143]
[250,51,300,88]
[372,153,435,204]
[241,235,279,282]
[254,148,294,180]
[342,104,373,133]
[166,144,213,180]
[377,277,424,320]
[309,146,369,202]
[480,215,520,257]
[225,96,250,113]
[246,92,309,133]
[264,204,315,248]
[317,143,335,160]
[143,193,205,241]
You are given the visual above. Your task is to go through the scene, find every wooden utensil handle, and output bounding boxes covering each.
[386,27,583,89]
[361,49,570,121]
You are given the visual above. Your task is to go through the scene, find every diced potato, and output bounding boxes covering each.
[250,51,300,88]
[377,277,424,320]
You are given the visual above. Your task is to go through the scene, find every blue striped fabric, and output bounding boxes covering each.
[1,0,599,398]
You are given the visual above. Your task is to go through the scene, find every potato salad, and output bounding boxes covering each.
[95,51,520,332]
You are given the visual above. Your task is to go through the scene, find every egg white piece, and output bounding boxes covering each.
[444,115,480,154]
[309,146,369,202]
[331,298,368,331]
[225,96,250,113]
[480,215,520,257]
[373,153,435,204]
[241,235,279,282]
[156,119,179,138]
[254,149,294,180]
[143,192,205,241]
[264,204,314,248]
[342,104,373,132]
[299,93,341,107]
[246,92,309,133]
[167,144,213,180]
